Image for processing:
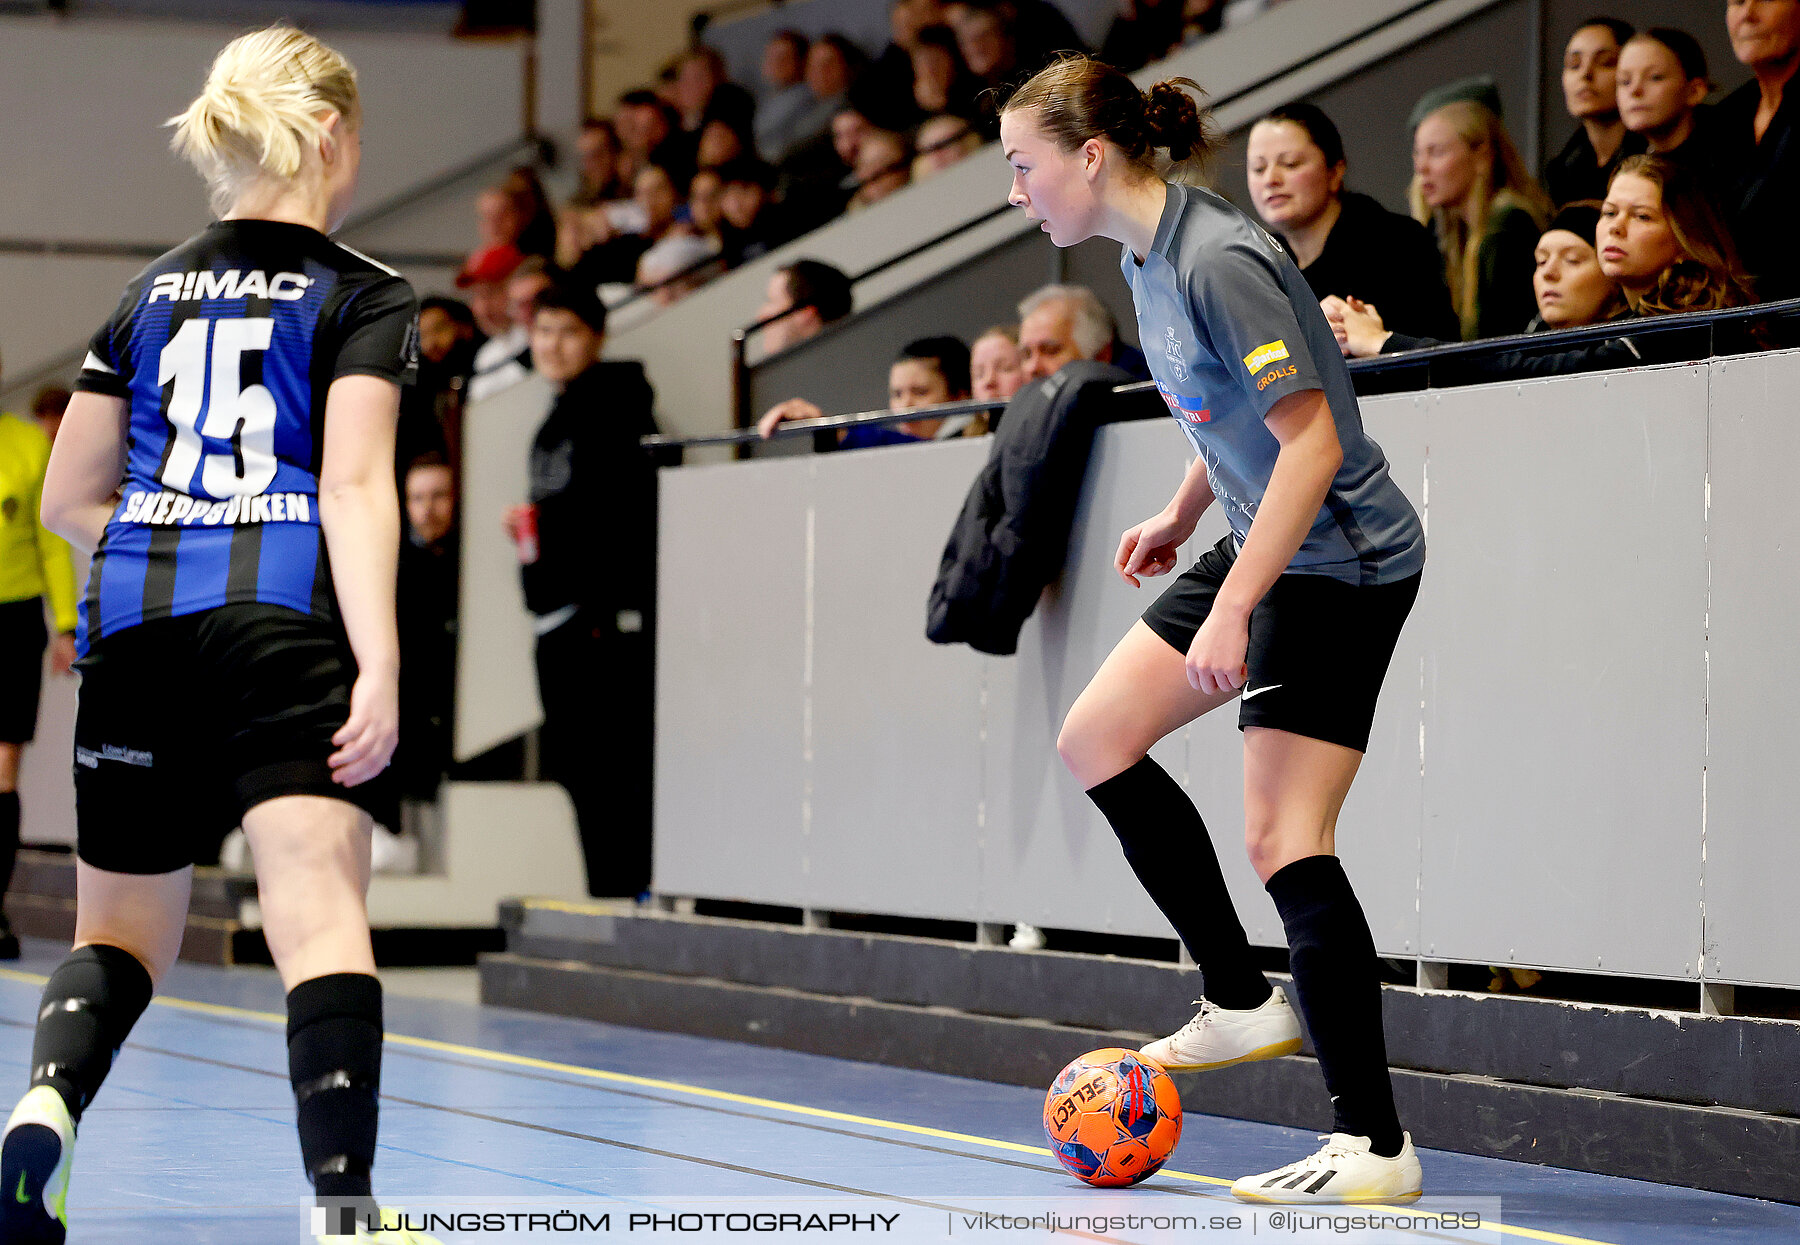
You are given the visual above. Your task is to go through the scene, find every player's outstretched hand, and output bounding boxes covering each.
[330,669,399,787]
[1116,509,1193,587]
[1186,610,1249,696]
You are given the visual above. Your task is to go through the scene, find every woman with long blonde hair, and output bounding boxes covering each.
[1410,98,1551,338]
[1,27,435,1245]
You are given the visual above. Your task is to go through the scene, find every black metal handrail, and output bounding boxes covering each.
[644,393,1010,452]
[1344,296,1800,380]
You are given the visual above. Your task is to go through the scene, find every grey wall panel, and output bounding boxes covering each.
[652,459,811,904]
[1418,367,1707,979]
[1698,352,1800,987]
[980,420,1220,939]
[806,440,990,919]
[1338,394,1433,958]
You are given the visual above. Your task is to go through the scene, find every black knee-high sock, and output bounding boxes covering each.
[1086,758,1271,1011]
[0,791,20,903]
[1266,855,1403,1157]
[30,943,155,1122]
[287,973,383,1205]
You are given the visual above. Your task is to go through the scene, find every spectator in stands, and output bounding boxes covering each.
[464,186,527,285]
[635,233,720,308]
[1328,202,1626,356]
[914,114,982,179]
[616,88,686,187]
[849,129,914,209]
[949,0,1085,82]
[401,295,478,477]
[570,117,628,208]
[951,3,1023,135]
[471,255,556,402]
[756,335,974,445]
[752,258,854,360]
[1247,103,1459,344]
[460,244,526,400]
[1544,17,1641,207]
[793,35,866,158]
[1410,87,1551,338]
[756,29,814,163]
[392,453,459,806]
[572,161,684,288]
[696,114,753,170]
[908,24,982,124]
[1719,0,1800,299]
[31,386,70,444]
[970,324,1025,404]
[1599,154,1755,314]
[1101,0,1188,72]
[686,167,726,249]
[671,46,755,143]
[1016,284,1147,381]
[871,0,948,100]
[1618,29,1717,177]
[719,159,789,265]
[502,283,659,898]
[505,165,559,259]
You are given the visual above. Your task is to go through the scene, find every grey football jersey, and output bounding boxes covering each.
[1122,183,1425,585]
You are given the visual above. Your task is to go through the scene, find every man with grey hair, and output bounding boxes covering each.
[1016,283,1149,382]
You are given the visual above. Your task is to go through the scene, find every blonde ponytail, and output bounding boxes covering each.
[168,26,359,215]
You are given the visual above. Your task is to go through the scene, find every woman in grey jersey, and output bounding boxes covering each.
[999,56,1425,1204]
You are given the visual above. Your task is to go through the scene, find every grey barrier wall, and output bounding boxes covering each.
[654,351,1800,991]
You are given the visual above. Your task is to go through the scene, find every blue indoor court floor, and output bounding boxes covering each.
[0,938,1794,1245]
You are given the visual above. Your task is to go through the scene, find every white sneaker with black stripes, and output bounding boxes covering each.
[1231,1132,1423,1205]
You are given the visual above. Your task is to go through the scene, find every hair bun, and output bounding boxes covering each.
[1144,81,1200,161]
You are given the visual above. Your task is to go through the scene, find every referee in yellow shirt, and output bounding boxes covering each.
[0,398,78,960]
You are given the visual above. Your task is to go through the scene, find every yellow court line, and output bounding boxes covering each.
[0,967,1618,1244]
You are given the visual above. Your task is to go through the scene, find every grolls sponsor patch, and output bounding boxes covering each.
[1243,340,1290,374]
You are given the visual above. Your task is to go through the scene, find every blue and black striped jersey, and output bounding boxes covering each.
[72,219,418,653]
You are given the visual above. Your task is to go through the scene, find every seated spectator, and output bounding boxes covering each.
[848,129,914,210]
[670,46,755,145]
[949,0,1084,84]
[505,165,559,259]
[1101,0,1187,72]
[1328,202,1626,357]
[1618,28,1716,176]
[462,185,527,288]
[696,113,754,170]
[501,282,659,898]
[31,386,70,444]
[1246,103,1458,343]
[970,324,1025,407]
[1544,17,1643,207]
[752,258,854,361]
[950,2,1024,135]
[870,0,949,109]
[571,161,685,288]
[569,117,629,208]
[908,25,982,124]
[459,245,526,400]
[788,34,866,162]
[616,88,688,187]
[718,159,790,265]
[401,295,479,475]
[1599,155,1755,314]
[755,29,815,163]
[392,452,459,805]
[686,167,726,250]
[758,336,974,445]
[1016,283,1147,381]
[471,255,557,402]
[1410,85,1551,338]
[776,105,865,232]
[1718,0,1800,298]
[914,114,982,179]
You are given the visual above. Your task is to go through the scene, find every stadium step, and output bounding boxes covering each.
[479,901,1800,1204]
[4,848,256,966]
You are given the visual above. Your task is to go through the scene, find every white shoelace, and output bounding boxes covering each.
[1175,998,1221,1039]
